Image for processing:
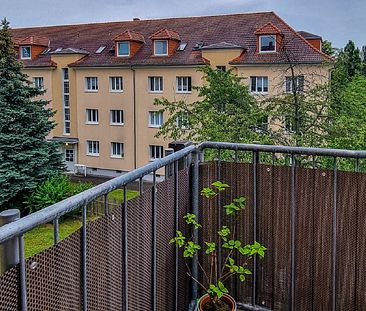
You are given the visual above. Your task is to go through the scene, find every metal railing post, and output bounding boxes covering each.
[0,209,20,275]
[152,172,157,311]
[165,148,174,179]
[82,204,88,311]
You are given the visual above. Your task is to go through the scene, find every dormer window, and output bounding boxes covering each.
[21,46,31,59]
[259,35,276,53]
[117,42,130,57]
[154,40,168,56]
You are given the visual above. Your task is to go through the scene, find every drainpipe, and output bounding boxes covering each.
[130,66,137,169]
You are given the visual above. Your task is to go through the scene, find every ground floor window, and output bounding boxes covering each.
[87,140,100,156]
[149,145,164,160]
[111,142,124,158]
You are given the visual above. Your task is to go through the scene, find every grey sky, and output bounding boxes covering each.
[1,0,364,49]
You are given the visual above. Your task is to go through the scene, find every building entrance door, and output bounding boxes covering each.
[64,146,75,171]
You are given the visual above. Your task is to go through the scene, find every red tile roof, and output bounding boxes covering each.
[19,35,49,46]
[113,30,145,43]
[149,28,181,41]
[254,22,282,35]
[11,12,332,68]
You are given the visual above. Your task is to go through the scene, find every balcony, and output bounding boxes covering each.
[0,142,366,310]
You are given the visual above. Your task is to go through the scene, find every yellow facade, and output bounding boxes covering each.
[24,49,331,177]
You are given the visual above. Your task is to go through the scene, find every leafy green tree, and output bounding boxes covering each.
[154,66,269,144]
[0,19,64,212]
[362,45,366,76]
[322,40,335,57]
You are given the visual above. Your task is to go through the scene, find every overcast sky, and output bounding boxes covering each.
[1,0,364,49]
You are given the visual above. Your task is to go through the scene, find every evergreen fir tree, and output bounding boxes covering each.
[362,45,366,77]
[0,19,64,212]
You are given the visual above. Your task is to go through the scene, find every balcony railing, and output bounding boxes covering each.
[1,142,366,311]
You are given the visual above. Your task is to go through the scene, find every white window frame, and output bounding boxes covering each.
[109,76,123,92]
[149,145,164,161]
[85,77,98,92]
[110,110,124,125]
[62,68,71,135]
[86,109,99,124]
[250,76,269,94]
[117,41,130,57]
[176,112,190,129]
[111,142,124,158]
[148,111,163,128]
[259,35,277,53]
[33,77,44,90]
[176,76,192,93]
[86,140,100,156]
[148,76,163,93]
[20,46,31,59]
[285,75,305,93]
[154,40,168,56]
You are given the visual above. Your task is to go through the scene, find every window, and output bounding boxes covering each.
[176,112,190,129]
[20,46,31,59]
[65,149,74,162]
[117,42,130,57]
[33,77,44,90]
[62,68,71,134]
[148,76,163,92]
[110,110,124,125]
[149,145,164,160]
[111,142,124,158]
[285,76,305,93]
[176,76,192,93]
[87,140,100,156]
[154,40,168,56]
[149,111,163,127]
[216,66,226,72]
[110,77,123,92]
[259,35,276,52]
[85,77,98,91]
[86,109,99,124]
[250,76,269,93]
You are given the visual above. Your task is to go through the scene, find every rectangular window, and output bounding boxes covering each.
[176,76,192,93]
[250,76,269,93]
[65,149,74,162]
[87,140,100,156]
[62,68,71,134]
[110,76,123,92]
[149,111,163,127]
[110,110,124,125]
[117,42,130,57]
[20,46,31,59]
[149,145,164,160]
[216,66,226,72]
[111,142,124,158]
[285,76,305,93]
[148,76,163,92]
[154,40,168,56]
[86,109,99,124]
[85,77,98,91]
[176,112,190,129]
[33,77,44,90]
[259,35,276,52]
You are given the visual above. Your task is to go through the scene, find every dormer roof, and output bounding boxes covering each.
[150,28,180,41]
[19,35,49,47]
[254,22,282,35]
[114,30,145,43]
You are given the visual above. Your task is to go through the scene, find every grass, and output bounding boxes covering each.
[24,189,139,258]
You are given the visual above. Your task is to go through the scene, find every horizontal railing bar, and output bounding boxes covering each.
[199,142,366,159]
[0,145,196,244]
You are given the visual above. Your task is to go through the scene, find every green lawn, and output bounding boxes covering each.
[24,189,139,258]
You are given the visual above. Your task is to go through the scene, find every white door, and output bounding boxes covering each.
[64,146,75,171]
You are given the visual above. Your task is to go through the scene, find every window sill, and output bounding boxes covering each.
[87,154,99,157]
[84,90,99,93]
[176,91,192,94]
[63,133,71,136]
[251,92,269,95]
[110,155,124,159]
[110,123,124,126]
[148,125,162,129]
[85,122,99,125]
[109,90,124,93]
[148,91,163,94]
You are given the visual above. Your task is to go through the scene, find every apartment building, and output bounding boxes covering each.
[11,12,332,177]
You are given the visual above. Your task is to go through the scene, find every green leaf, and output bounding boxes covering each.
[212,181,230,191]
[183,213,201,229]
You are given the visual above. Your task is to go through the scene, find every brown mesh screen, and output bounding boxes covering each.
[0,266,18,310]
[198,161,366,310]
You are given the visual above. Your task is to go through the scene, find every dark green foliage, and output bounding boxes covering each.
[0,19,64,212]
[25,174,93,213]
[154,66,269,144]
[362,46,366,76]
[322,40,335,57]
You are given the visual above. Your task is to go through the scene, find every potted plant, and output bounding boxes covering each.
[170,181,266,311]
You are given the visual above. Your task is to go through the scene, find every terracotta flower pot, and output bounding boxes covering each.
[195,294,237,311]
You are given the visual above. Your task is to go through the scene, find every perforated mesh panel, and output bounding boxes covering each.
[0,266,18,310]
